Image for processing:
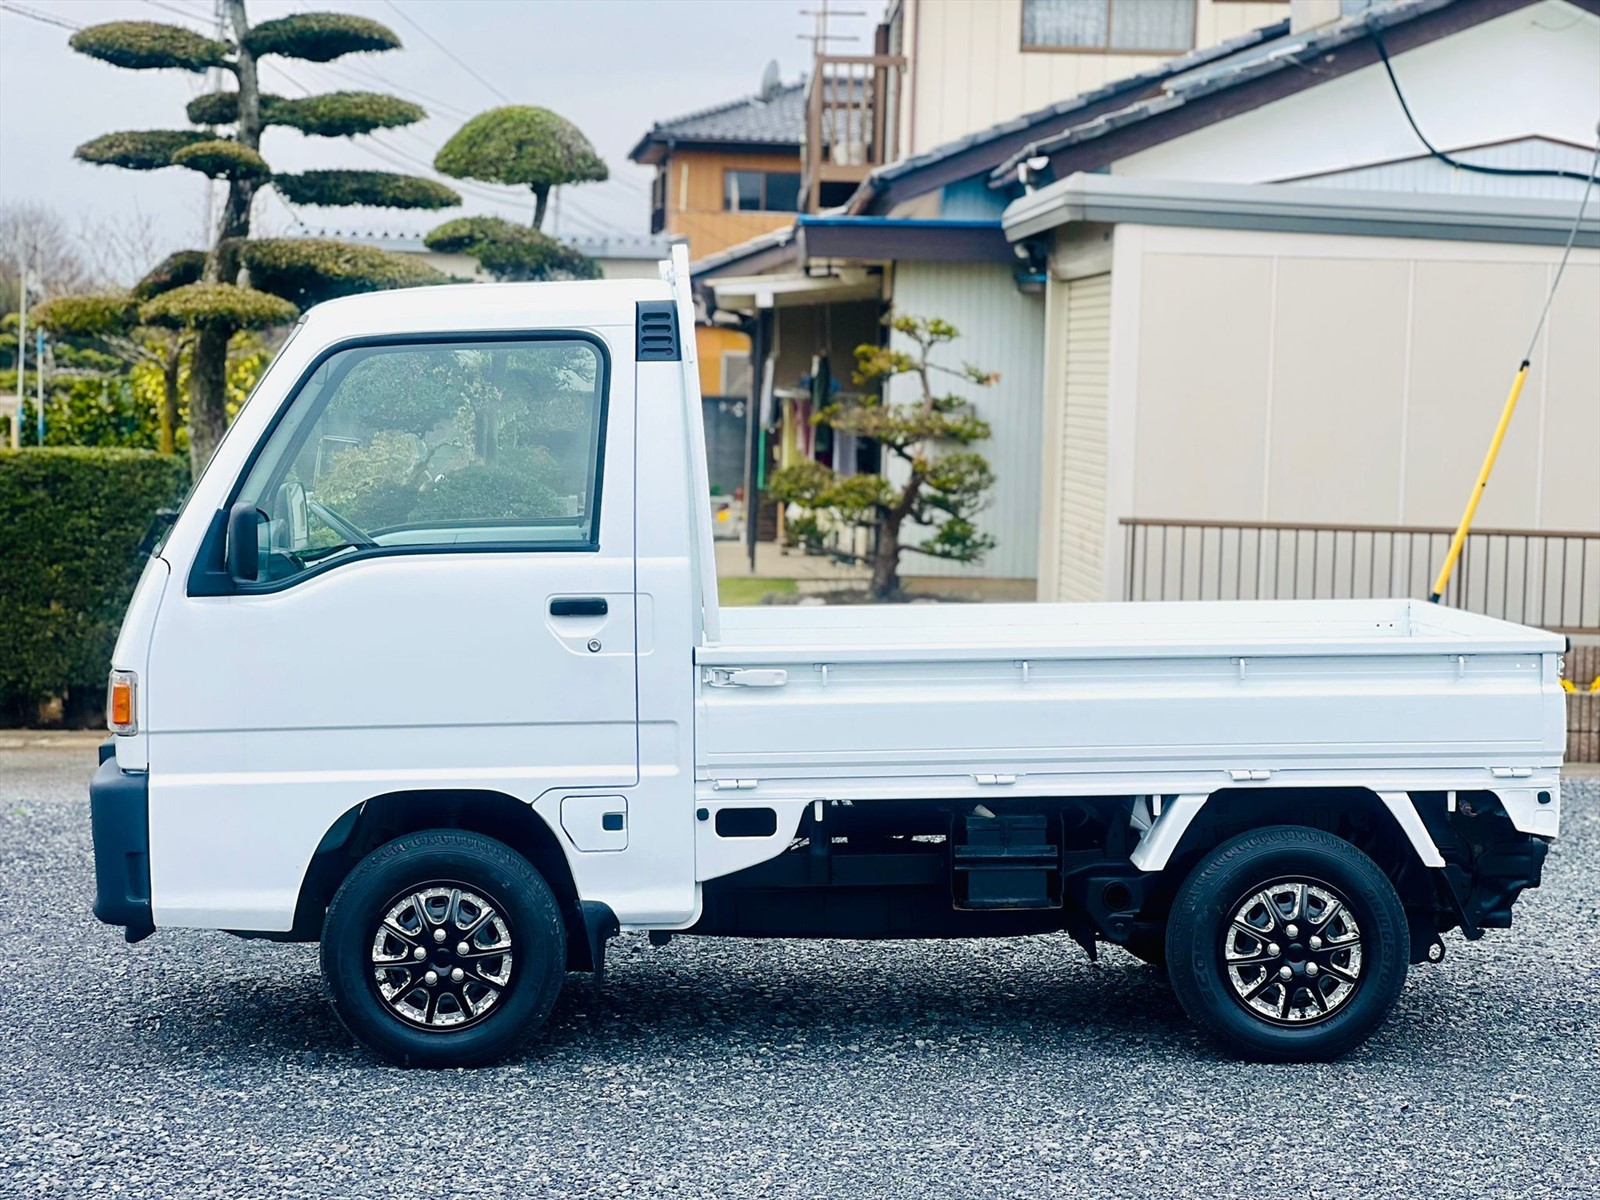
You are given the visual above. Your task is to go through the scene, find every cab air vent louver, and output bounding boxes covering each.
[636,300,680,362]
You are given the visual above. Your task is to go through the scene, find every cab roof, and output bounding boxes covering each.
[297,276,674,343]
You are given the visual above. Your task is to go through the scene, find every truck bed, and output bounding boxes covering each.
[703,598,1561,661]
[694,599,1566,795]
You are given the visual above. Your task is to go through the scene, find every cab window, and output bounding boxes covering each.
[236,336,606,584]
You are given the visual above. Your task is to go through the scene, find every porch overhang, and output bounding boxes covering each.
[704,268,883,314]
[1003,173,1600,248]
[795,216,1015,264]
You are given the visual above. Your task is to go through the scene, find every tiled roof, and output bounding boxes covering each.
[988,0,1459,182]
[847,17,1291,212]
[630,82,807,162]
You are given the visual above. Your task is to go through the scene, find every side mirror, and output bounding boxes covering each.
[226,501,264,582]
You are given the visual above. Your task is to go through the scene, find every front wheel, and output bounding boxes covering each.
[321,830,566,1068]
[1165,826,1408,1062]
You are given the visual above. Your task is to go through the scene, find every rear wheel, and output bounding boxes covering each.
[1165,826,1407,1062]
[321,829,565,1068]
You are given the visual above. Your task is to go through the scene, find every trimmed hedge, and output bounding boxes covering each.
[75,129,209,171]
[273,169,459,209]
[171,138,271,181]
[434,106,608,189]
[69,21,230,73]
[0,448,190,723]
[424,216,599,282]
[139,282,298,331]
[133,250,207,300]
[243,13,401,61]
[272,91,425,137]
[237,237,448,307]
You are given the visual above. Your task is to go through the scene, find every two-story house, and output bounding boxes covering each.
[629,67,809,405]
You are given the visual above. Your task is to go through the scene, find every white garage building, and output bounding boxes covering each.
[997,0,1599,637]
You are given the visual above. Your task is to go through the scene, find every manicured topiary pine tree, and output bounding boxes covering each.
[68,4,461,470]
[769,315,1001,600]
[429,108,607,282]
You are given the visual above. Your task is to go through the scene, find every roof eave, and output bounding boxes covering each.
[1003,173,1600,248]
[988,0,1542,187]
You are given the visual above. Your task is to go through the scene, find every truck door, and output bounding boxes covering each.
[145,330,636,931]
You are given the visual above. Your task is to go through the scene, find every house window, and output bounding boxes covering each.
[650,169,667,235]
[1021,0,1195,54]
[723,170,802,213]
[720,351,751,397]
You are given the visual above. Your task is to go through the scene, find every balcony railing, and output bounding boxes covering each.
[801,53,904,212]
[1120,518,1600,634]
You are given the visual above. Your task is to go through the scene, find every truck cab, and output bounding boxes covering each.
[91,249,1563,1067]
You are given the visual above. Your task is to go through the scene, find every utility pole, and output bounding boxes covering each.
[200,0,229,241]
[15,256,26,448]
[34,328,45,445]
[798,1,865,55]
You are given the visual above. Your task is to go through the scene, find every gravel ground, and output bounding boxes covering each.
[2,738,1597,1199]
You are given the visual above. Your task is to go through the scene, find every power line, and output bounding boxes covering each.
[381,0,511,105]
[0,1,83,31]
[141,0,210,25]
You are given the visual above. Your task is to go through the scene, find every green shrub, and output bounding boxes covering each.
[237,238,448,307]
[70,21,229,72]
[271,92,425,137]
[171,138,271,181]
[243,13,401,61]
[133,250,207,300]
[0,448,189,723]
[273,169,459,209]
[433,107,608,189]
[75,129,209,171]
[139,283,298,331]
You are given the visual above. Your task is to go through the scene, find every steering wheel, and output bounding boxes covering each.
[308,498,377,548]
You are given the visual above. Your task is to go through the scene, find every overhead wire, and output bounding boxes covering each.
[1368,17,1598,184]
[0,1,83,31]
[380,0,511,105]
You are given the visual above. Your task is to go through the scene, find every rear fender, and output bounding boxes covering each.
[1130,788,1443,872]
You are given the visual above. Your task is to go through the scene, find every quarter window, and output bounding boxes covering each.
[1022,0,1195,53]
[237,337,607,584]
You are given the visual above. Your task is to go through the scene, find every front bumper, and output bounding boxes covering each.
[90,744,154,942]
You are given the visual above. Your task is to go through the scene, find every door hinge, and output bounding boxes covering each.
[1489,767,1533,779]
[974,773,1018,786]
[1228,769,1272,782]
[711,778,758,791]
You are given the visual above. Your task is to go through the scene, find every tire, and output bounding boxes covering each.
[1164,826,1407,1062]
[321,829,566,1068]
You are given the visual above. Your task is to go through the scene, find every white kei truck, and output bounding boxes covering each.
[90,249,1565,1068]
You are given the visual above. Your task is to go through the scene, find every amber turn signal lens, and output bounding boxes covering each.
[107,671,137,734]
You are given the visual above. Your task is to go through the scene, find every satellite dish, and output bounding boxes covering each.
[759,59,782,100]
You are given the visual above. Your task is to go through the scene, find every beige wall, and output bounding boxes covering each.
[896,0,1288,157]
[662,148,802,260]
[1039,223,1600,603]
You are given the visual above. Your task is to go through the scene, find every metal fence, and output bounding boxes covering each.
[1120,519,1600,635]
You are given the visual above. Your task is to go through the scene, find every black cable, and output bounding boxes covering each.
[1366,17,1598,184]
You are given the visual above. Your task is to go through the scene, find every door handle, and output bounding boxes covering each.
[705,668,788,688]
[550,597,608,617]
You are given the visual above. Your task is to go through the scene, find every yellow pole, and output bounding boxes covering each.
[1428,360,1531,603]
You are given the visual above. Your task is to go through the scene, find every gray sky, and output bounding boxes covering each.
[0,0,879,276]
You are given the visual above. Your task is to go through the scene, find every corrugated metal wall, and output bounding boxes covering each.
[1282,138,1598,203]
[1053,274,1112,602]
[884,261,1046,581]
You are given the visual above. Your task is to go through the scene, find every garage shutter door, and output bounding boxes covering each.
[1055,273,1112,602]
